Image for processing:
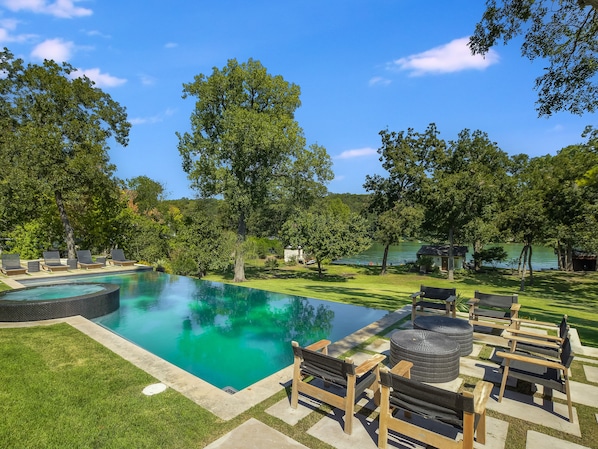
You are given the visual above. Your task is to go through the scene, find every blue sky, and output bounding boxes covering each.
[1,0,594,199]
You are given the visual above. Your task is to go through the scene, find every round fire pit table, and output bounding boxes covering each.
[413,315,473,356]
[390,329,460,383]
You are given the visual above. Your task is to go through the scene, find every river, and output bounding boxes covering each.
[334,242,558,270]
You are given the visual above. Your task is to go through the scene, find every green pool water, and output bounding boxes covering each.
[32,271,387,391]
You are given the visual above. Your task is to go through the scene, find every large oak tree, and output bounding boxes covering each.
[0,48,130,259]
[177,58,332,282]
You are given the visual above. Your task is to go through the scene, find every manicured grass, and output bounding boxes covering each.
[205,262,598,348]
[0,323,223,449]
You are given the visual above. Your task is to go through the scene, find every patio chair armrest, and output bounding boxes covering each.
[410,291,423,300]
[355,354,386,377]
[467,298,479,306]
[509,335,562,348]
[505,329,564,343]
[445,295,457,303]
[390,360,413,377]
[510,303,521,312]
[496,350,566,370]
[304,339,331,353]
[473,381,493,415]
[511,317,558,328]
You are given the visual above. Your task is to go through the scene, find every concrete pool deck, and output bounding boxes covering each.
[3,267,598,448]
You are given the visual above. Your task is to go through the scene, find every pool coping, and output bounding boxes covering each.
[0,270,409,420]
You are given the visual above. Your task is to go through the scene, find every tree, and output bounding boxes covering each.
[470,0,598,116]
[125,176,165,216]
[177,58,332,282]
[170,207,236,278]
[364,126,441,275]
[374,205,424,274]
[280,203,371,278]
[503,155,551,290]
[541,143,598,269]
[422,128,511,280]
[0,48,130,259]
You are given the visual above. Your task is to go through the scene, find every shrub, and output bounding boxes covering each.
[264,255,279,271]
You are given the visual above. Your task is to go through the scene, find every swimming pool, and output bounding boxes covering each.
[24,271,388,391]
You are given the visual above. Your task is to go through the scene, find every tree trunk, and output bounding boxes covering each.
[317,259,323,278]
[233,212,247,282]
[519,245,528,291]
[380,243,390,275]
[448,227,455,281]
[566,244,574,271]
[55,190,76,259]
[527,244,534,285]
[473,239,483,271]
[556,241,564,270]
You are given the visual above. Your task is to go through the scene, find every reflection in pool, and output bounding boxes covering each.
[40,271,388,391]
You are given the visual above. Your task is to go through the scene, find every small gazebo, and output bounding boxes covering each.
[416,245,468,271]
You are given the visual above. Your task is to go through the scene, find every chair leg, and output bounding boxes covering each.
[378,386,390,449]
[462,412,475,449]
[476,410,486,445]
[565,379,574,422]
[344,374,356,434]
[498,363,510,402]
[290,358,301,409]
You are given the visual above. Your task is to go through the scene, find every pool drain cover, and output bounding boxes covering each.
[142,383,167,396]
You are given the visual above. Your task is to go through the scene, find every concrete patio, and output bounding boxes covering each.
[218,307,598,449]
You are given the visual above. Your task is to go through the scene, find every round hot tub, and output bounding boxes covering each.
[0,283,120,322]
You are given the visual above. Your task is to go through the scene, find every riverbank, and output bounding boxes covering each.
[333,241,559,270]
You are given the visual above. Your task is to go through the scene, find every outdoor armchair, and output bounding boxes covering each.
[496,336,574,422]
[410,285,457,321]
[468,290,520,330]
[378,362,492,449]
[290,339,386,435]
[504,315,569,360]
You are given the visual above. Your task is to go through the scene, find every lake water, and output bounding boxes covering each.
[334,242,558,270]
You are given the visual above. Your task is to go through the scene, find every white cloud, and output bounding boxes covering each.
[1,0,92,18]
[336,147,377,160]
[369,76,391,87]
[85,29,111,39]
[390,37,499,76]
[72,68,127,88]
[139,74,156,86]
[31,38,74,61]
[0,19,37,43]
[164,42,178,49]
[130,108,175,125]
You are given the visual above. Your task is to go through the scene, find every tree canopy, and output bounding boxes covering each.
[280,200,371,278]
[469,0,598,116]
[177,58,333,282]
[0,48,130,258]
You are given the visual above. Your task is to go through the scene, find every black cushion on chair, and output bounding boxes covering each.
[380,370,472,429]
[294,345,377,397]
